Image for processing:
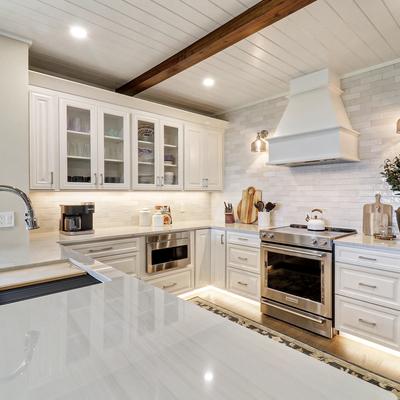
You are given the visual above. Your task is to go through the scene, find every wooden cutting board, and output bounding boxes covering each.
[237,186,262,224]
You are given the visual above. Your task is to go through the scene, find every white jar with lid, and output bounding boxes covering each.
[139,208,152,226]
[152,211,164,227]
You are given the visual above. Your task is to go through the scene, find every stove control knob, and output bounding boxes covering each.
[311,239,318,246]
[263,232,274,239]
[320,240,328,247]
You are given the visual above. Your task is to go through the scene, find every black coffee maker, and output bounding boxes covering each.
[60,203,95,235]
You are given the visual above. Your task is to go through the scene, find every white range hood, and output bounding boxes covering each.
[267,69,360,167]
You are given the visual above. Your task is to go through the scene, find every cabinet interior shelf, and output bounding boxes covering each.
[67,130,90,136]
[164,164,177,167]
[104,158,124,163]
[104,135,123,141]
[164,144,177,148]
[138,161,154,165]
[138,140,154,145]
[67,155,91,160]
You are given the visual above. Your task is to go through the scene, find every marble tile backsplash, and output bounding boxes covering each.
[31,191,211,232]
[211,62,400,232]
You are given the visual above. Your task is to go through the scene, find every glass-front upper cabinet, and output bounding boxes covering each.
[159,120,183,190]
[133,114,160,190]
[98,107,130,189]
[59,98,97,189]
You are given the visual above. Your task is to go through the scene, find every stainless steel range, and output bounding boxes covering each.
[260,224,356,338]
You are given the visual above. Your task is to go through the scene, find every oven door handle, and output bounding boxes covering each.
[262,244,327,258]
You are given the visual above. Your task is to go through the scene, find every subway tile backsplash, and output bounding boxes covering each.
[211,62,400,232]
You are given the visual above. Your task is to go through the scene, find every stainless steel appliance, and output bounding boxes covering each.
[260,224,356,338]
[146,231,190,274]
[59,203,95,235]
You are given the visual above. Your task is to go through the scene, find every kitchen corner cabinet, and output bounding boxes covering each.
[211,229,226,288]
[59,96,130,190]
[184,125,223,191]
[132,113,183,190]
[29,89,59,189]
[195,229,211,288]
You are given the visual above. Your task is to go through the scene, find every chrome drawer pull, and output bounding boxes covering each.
[358,318,376,327]
[88,247,113,253]
[238,237,248,241]
[237,281,248,286]
[162,282,177,289]
[238,256,248,261]
[358,256,377,262]
[358,282,377,289]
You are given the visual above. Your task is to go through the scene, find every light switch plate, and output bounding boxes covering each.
[0,211,15,228]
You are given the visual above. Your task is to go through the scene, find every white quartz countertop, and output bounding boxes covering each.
[335,233,400,252]
[0,274,395,400]
[0,220,262,269]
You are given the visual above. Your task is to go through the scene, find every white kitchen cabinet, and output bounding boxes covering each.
[59,95,130,190]
[211,229,226,288]
[195,229,211,288]
[184,124,223,191]
[29,88,58,189]
[98,106,130,189]
[133,113,183,190]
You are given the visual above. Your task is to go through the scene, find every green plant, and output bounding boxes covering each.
[382,155,400,195]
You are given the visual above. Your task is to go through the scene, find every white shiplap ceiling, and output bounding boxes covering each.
[1,0,400,115]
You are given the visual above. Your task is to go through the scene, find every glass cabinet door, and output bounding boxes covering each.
[98,108,130,189]
[160,121,183,190]
[134,115,159,189]
[60,98,97,189]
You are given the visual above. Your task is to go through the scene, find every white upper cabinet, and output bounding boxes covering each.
[133,113,183,190]
[98,106,130,190]
[184,124,223,191]
[29,89,58,189]
[59,97,98,189]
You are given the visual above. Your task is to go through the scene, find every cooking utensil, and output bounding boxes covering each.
[363,193,393,236]
[237,187,262,224]
[255,201,265,212]
[265,202,276,212]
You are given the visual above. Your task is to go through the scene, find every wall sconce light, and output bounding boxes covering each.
[251,130,269,152]
[397,119,400,134]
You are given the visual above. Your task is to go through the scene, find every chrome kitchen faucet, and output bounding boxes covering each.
[0,185,39,230]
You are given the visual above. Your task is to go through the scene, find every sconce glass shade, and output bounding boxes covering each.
[397,119,400,134]
[251,130,268,152]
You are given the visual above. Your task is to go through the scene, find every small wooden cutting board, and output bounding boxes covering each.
[237,186,262,224]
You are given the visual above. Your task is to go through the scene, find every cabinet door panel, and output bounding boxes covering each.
[184,126,204,190]
[59,98,97,189]
[133,114,160,190]
[211,229,226,288]
[98,107,130,189]
[29,90,58,189]
[204,130,223,190]
[195,229,211,288]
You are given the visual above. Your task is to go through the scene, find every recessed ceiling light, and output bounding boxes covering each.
[202,77,215,87]
[69,25,87,40]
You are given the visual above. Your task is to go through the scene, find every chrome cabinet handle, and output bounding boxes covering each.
[161,176,164,186]
[358,318,377,327]
[205,178,208,187]
[220,233,224,245]
[201,178,206,188]
[358,282,377,289]
[88,247,113,253]
[50,171,54,185]
[359,256,377,262]
[238,237,248,241]
[238,256,248,261]
[162,282,177,289]
[94,173,98,185]
[100,173,104,185]
[237,281,248,286]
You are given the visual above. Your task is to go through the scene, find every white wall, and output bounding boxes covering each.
[0,35,29,245]
[211,62,400,232]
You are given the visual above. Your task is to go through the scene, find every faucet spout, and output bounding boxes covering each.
[0,185,39,230]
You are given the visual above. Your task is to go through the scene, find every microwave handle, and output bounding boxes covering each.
[262,244,327,258]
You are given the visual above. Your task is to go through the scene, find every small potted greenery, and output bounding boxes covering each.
[381,155,400,230]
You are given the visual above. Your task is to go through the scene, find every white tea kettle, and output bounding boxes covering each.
[306,209,326,231]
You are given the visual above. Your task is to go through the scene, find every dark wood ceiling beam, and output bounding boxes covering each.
[116,0,316,96]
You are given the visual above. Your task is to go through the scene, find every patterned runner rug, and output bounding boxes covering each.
[189,296,400,398]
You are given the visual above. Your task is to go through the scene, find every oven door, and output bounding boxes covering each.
[146,237,190,274]
[261,243,332,318]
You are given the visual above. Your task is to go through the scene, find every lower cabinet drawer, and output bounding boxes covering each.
[147,269,193,295]
[335,295,400,350]
[96,252,138,276]
[67,237,140,257]
[227,267,260,301]
[227,245,259,274]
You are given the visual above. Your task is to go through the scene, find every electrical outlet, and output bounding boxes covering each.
[0,211,15,228]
